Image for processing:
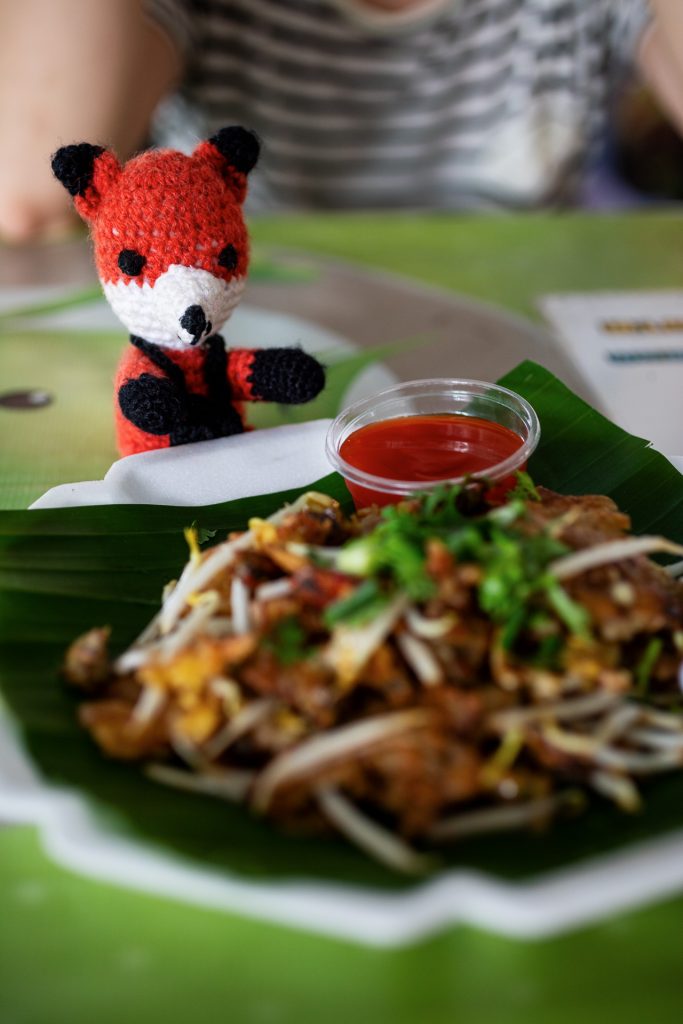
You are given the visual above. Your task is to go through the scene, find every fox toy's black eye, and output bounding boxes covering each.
[117,249,146,276]
[218,244,238,270]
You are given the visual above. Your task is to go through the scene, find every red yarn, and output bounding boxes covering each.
[88,149,249,289]
[74,150,122,221]
[227,348,262,400]
[114,344,256,456]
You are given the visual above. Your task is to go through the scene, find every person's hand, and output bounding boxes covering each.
[0,177,79,246]
[0,0,181,246]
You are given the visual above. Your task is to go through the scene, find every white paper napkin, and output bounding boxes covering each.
[31,420,334,509]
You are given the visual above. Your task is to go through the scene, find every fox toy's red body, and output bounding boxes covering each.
[114,342,260,455]
[52,127,325,457]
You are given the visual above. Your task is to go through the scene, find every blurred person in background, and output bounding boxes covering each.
[1,0,683,242]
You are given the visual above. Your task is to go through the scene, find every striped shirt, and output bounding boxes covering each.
[147,0,651,211]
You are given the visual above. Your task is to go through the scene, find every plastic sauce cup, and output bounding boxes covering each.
[325,379,540,509]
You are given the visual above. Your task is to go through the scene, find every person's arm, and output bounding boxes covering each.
[0,0,182,244]
[636,2,683,136]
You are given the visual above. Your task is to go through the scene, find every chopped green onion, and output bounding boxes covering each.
[545,581,591,638]
[532,633,563,669]
[337,537,375,577]
[330,483,591,648]
[265,617,310,666]
[500,606,528,650]
[487,499,526,526]
[509,471,541,502]
[324,579,389,627]
[635,637,664,696]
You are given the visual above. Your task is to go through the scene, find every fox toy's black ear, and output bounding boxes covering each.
[193,127,260,203]
[206,126,260,176]
[51,143,121,221]
[51,143,105,196]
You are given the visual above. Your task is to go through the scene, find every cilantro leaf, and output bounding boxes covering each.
[508,470,541,502]
[265,617,311,666]
[189,520,218,546]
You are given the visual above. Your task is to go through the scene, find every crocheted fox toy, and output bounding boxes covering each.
[51,127,325,456]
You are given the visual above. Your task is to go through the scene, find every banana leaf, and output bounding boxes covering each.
[0,360,682,889]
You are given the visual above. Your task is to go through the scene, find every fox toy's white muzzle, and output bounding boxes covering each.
[103,265,245,348]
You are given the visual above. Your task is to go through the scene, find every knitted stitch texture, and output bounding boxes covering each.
[113,338,325,454]
[88,147,251,291]
[116,336,246,453]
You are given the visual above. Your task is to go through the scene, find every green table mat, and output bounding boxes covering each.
[253,211,683,318]
[1,827,682,1024]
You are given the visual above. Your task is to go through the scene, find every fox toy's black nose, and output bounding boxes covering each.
[180,304,208,343]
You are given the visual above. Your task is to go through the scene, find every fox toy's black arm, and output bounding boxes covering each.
[227,347,326,405]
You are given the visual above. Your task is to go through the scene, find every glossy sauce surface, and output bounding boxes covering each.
[339,413,524,507]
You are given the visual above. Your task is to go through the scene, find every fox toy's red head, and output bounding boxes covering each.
[52,127,260,348]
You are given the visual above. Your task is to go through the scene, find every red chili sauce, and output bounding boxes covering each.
[339,413,524,508]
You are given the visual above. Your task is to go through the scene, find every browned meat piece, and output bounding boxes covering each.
[432,620,493,684]
[79,699,168,759]
[236,550,282,587]
[276,507,347,546]
[565,560,683,642]
[291,567,356,609]
[528,488,631,540]
[268,724,483,838]
[251,596,302,629]
[522,488,682,644]
[423,683,513,737]
[356,727,483,836]
[63,627,111,689]
[345,644,416,711]
[241,650,338,727]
